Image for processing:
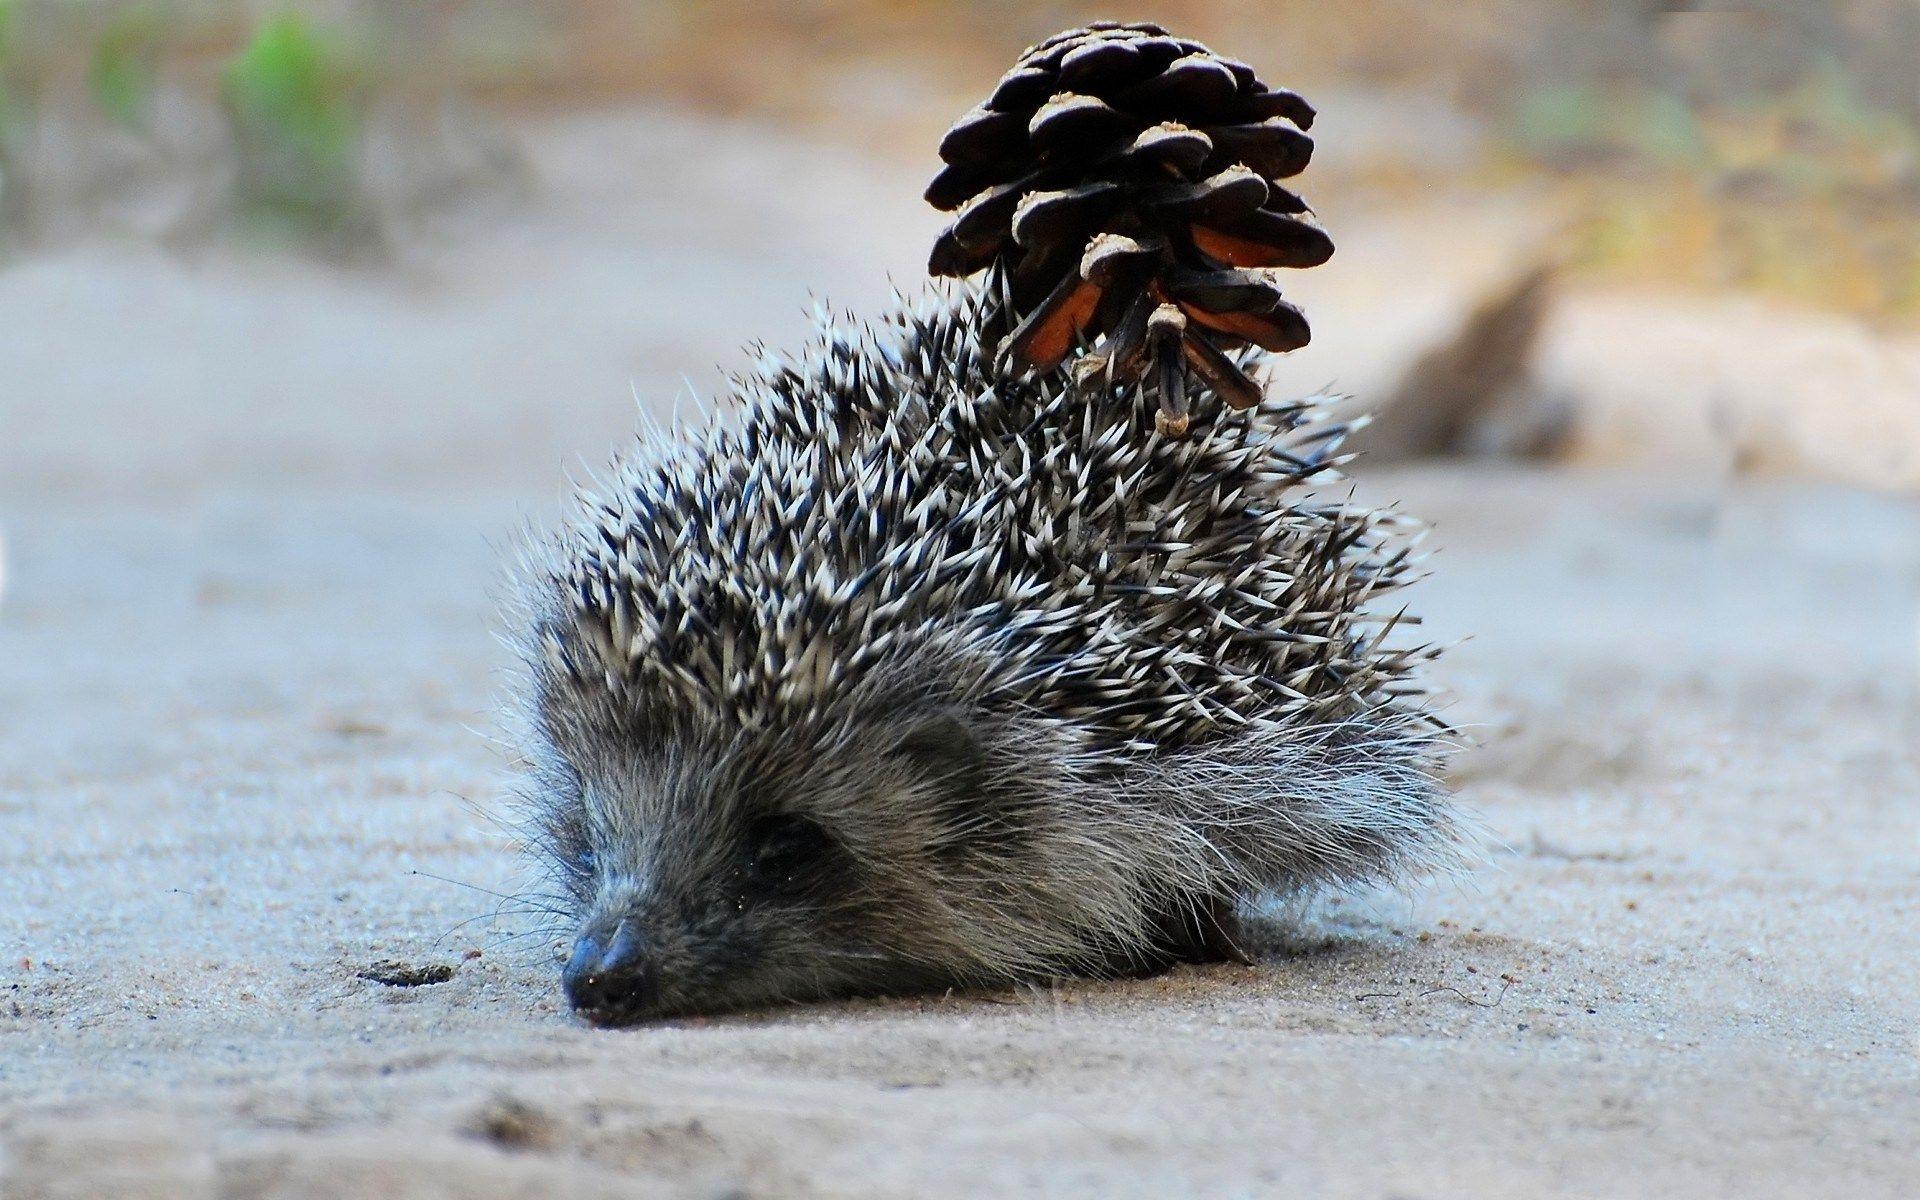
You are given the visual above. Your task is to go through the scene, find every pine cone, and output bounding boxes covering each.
[927,22,1333,435]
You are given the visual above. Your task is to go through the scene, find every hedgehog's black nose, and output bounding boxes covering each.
[562,920,658,1025]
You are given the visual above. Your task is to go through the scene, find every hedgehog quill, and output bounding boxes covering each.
[508,23,1456,1026]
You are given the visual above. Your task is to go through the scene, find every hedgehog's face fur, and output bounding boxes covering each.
[527,652,1090,1024]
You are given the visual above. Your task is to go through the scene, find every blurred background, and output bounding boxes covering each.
[1,0,1918,499]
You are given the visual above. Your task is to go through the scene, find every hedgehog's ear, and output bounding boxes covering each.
[891,710,984,780]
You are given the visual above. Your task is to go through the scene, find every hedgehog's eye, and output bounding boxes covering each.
[744,814,833,891]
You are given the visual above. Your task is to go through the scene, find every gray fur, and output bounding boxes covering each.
[505,279,1454,1020]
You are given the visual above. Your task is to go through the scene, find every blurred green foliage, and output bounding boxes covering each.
[1514,63,1920,317]
[1515,85,1708,172]
[220,12,371,239]
[1516,59,1919,191]
[90,3,161,130]
[0,0,15,127]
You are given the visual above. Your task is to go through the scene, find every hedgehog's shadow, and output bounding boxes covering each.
[627,891,1414,1031]
[1232,889,1415,960]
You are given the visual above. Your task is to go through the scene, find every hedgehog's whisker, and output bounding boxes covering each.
[407,867,535,906]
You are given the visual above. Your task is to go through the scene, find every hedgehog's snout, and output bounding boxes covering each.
[562,918,659,1026]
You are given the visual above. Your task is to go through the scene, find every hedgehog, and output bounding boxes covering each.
[505,27,1455,1027]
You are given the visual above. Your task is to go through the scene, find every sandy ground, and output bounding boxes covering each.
[2,106,1918,1199]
